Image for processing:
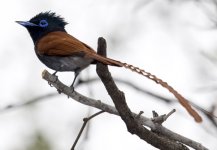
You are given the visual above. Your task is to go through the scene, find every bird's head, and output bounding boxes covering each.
[16,12,68,43]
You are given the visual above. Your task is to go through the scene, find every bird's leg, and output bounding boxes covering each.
[52,71,58,76]
[70,72,79,92]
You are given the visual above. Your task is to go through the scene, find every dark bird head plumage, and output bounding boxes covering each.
[16,12,68,43]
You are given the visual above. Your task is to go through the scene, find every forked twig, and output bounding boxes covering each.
[71,110,105,150]
[151,109,176,124]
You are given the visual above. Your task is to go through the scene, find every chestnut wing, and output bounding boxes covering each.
[36,31,95,56]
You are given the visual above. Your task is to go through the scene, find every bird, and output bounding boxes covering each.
[16,11,202,122]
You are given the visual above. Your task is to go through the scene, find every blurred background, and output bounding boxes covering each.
[0,0,217,149]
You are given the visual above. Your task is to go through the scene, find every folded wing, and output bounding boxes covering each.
[36,31,123,66]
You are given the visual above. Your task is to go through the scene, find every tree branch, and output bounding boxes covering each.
[96,37,190,150]
[42,69,207,150]
[41,37,208,150]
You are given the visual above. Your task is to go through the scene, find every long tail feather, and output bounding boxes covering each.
[121,62,202,122]
[93,54,202,122]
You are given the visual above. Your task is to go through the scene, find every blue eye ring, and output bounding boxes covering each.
[39,19,48,27]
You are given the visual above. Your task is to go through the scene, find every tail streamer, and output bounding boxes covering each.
[122,63,202,122]
[92,54,202,122]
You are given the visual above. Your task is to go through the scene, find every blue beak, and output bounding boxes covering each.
[16,21,38,27]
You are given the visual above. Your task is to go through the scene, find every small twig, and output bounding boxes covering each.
[152,109,176,124]
[152,111,159,118]
[136,111,144,118]
[71,110,104,150]
[164,109,176,120]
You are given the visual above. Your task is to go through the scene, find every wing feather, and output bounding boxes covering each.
[36,31,95,56]
[36,31,122,66]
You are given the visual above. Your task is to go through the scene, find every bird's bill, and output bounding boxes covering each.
[16,21,38,27]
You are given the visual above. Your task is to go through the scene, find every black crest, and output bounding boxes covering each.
[21,11,68,43]
[30,11,68,28]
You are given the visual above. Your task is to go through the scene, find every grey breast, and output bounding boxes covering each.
[36,54,94,72]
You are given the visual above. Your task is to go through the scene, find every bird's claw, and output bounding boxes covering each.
[70,85,75,93]
[48,72,58,87]
[48,81,53,87]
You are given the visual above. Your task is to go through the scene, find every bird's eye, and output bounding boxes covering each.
[39,20,48,27]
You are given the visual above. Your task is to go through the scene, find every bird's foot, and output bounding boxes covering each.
[70,85,75,93]
[64,86,75,99]
[68,72,79,94]
[48,72,58,87]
